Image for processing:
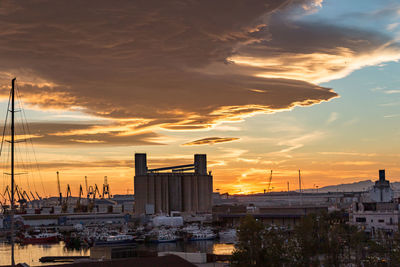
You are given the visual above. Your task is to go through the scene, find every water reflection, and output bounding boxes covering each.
[0,242,89,266]
[137,240,218,253]
[0,241,234,266]
[213,243,235,255]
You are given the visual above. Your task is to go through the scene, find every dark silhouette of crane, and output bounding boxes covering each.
[56,171,62,205]
[267,170,273,193]
[62,184,71,213]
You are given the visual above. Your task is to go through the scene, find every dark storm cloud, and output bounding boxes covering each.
[0,0,395,144]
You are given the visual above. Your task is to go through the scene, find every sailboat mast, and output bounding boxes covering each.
[10,77,16,266]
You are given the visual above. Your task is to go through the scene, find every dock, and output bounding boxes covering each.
[39,256,90,262]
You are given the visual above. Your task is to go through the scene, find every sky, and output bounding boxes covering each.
[0,0,400,197]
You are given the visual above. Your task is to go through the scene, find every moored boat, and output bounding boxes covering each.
[21,232,60,244]
[94,234,135,246]
[188,230,216,241]
[149,229,178,243]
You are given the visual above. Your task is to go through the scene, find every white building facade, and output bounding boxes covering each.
[351,170,399,233]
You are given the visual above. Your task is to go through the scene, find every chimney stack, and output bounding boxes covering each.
[379,169,385,182]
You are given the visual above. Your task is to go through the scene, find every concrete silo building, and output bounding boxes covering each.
[134,153,213,215]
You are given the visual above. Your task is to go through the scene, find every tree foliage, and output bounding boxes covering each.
[231,211,380,267]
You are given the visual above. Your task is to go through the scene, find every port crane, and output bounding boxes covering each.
[56,171,62,205]
[102,176,111,199]
[15,185,27,206]
[87,184,101,212]
[87,185,94,199]
[22,190,31,203]
[84,176,88,196]
[0,192,8,211]
[35,191,42,200]
[75,184,85,212]
[30,191,36,201]
[4,186,11,205]
[62,184,71,213]
[267,170,273,193]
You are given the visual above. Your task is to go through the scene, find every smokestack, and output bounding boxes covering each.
[379,169,385,182]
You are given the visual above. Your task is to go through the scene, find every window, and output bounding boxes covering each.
[356,217,366,222]
[378,219,384,223]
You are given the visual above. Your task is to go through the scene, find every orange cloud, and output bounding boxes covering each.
[183,137,239,146]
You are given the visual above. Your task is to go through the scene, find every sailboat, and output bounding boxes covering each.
[3,78,42,264]
[7,78,17,266]
[3,78,59,264]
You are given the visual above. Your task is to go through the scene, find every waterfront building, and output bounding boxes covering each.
[368,169,394,202]
[351,170,399,233]
[213,204,328,228]
[134,153,213,215]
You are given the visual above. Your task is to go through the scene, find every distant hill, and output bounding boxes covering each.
[303,180,400,193]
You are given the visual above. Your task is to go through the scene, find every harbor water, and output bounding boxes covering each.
[0,241,234,266]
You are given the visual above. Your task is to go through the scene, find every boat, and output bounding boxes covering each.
[94,234,136,246]
[149,229,178,243]
[21,232,60,244]
[188,229,216,241]
[156,232,178,243]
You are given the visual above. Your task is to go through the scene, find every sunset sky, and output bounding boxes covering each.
[0,0,400,197]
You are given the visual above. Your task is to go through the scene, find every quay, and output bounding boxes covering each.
[39,256,90,263]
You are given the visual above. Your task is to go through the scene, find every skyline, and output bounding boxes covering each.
[0,0,400,197]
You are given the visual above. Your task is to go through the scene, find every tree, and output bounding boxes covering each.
[231,215,265,266]
[261,226,297,266]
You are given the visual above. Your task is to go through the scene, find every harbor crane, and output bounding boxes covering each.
[87,185,94,199]
[4,186,11,205]
[102,176,111,199]
[30,191,36,201]
[84,176,88,196]
[62,184,71,213]
[75,185,85,212]
[267,170,273,193]
[56,171,62,205]
[0,192,8,210]
[88,184,101,212]
[15,185,27,206]
[22,190,31,203]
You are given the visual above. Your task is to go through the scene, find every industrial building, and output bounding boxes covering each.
[351,170,399,233]
[134,153,213,215]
